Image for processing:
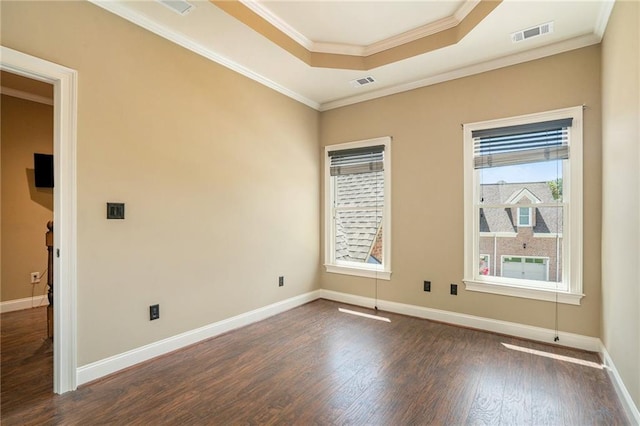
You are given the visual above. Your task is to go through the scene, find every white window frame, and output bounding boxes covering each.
[463,107,583,305]
[324,137,392,280]
[517,207,532,227]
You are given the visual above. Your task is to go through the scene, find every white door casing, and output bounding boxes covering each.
[1,46,78,393]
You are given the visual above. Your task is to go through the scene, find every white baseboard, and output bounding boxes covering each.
[76,286,638,425]
[600,344,640,425]
[320,289,640,422]
[318,289,601,351]
[0,295,49,313]
[76,290,321,386]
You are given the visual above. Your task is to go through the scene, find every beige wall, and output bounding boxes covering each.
[1,1,320,365]
[1,94,53,302]
[321,46,602,337]
[601,0,640,409]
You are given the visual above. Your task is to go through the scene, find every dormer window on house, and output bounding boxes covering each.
[517,207,532,227]
[463,107,584,305]
[507,189,541,228]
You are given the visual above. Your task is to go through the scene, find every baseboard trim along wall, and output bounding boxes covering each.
[76,290,321,386]
[600,343,640,425]
[75,287,639,422]
[0,295,49,313]
[319,289,639,424]
[318,289,601,351]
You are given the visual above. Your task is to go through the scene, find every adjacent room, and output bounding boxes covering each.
[1,0,638,424]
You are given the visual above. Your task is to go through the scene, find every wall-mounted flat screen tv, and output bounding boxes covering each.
[34,153,54,188]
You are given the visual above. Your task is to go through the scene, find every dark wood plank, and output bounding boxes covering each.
[1,300,629,425]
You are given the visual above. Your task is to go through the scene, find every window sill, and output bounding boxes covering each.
[463,279,583,305]
[325,264,391,280]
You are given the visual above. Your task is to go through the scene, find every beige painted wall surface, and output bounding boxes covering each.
[320,46,602,337]
[1,94,53,302]
[1,1,319,365]
[601,0,640,409]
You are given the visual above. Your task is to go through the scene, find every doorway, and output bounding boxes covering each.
[1,46,78,394]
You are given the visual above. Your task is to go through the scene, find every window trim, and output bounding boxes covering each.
[324,136,392,280]
[463,107,583,305]
[517,207,532,227]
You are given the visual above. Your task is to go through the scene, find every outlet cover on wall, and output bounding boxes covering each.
[149,304,160,320]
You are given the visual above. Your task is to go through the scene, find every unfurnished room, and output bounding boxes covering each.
[1,0,639,424]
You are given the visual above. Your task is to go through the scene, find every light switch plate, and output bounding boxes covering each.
[107,202,125,219]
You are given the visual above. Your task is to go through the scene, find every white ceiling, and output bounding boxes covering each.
[90,0,613,111]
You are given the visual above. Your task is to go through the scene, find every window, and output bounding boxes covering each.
[479,254,491,275]
[517,207,531,227]
[324,137,391,279]
[463,107,583,304]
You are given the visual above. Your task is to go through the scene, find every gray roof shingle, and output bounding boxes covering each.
[335,172,383,262]
[479,182,562,234]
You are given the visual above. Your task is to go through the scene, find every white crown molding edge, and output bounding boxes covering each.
[240,0,314,51]
[241,0,478,57]
[318,289,600,351]
[594,0,616,39]
[362,15,459,56]
[1,86,53,105]
[86,1,603,114]
[320,33,601,111]
[600,343,640,425]
[455,0,482,22]
[0,295,49,313]
[88,0,320,110]
[76,290,321,386]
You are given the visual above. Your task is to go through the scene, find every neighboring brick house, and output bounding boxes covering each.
[334,172,383,264]
[479,182,563,282]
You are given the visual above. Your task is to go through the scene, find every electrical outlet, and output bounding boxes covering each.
[30,272,41,284]
[278,276,284,287]
[149,304,160,321]
[423,280,431,292]
[450,284,458,295]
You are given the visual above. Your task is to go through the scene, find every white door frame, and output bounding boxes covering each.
[1,46,78,393]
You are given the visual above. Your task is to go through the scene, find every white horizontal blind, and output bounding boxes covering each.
[328,145,385,176]
[473,118,572,169]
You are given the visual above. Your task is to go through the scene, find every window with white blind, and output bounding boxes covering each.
[324,137,391,279]
[463,107,584,304]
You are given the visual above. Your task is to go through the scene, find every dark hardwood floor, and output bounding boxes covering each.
[1,300,629,425]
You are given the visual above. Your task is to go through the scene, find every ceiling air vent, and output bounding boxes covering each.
[350,76,376,88]
[511,22,554,43]
[157,0,194,16]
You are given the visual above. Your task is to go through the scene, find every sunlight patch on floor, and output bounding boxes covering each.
[338,308,391,322]
[502,342,603,369]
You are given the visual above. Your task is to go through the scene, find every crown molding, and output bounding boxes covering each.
[213,0,501,71]
[1,86,53,105]
[241,0,481,57]
[594,0,615,39]
[87,1,605,113]
[239,0,314,50]
[88,0,320,110]
[319,33,602,111]
[363,15,460,56]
